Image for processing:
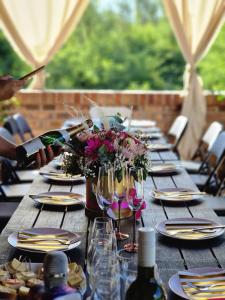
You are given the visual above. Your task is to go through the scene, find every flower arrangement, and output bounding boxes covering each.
[62,115,150,181]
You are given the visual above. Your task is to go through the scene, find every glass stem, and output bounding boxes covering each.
[133,211,136,245]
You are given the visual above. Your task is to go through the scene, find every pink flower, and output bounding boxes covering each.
[85,137,102,160]
[129,188,146,220]
[135,201,146,219]
[102,140,114,152]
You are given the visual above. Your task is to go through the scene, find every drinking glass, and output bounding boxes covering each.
[91,217,113,239]
[117,249,137,299]
[113,163,129,241]
[95,165,114,216]
[87,237,109,276]
[95,228,117,252]
[124,167,144,252]
[91,252,120,300]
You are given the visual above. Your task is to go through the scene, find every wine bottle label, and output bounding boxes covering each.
[138,227,155,267]
[59,130,70,144]
[22,137,45,156]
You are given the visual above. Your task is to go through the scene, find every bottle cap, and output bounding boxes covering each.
[138,227,155,267]
[138,227,155,244]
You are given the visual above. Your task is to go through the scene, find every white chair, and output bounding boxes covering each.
[180,121,223,173]
[168,115,188,151]
[89,106,132,120]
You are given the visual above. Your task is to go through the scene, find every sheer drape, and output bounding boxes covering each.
[0,0,89,88]
[163,0,225,159]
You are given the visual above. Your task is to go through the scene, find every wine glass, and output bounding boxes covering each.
[95,165,114,216]
[91,217,113,239]
[124,167,144,253]
[113,163,130,241]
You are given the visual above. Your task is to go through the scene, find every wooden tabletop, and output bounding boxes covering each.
[0,148,225,299]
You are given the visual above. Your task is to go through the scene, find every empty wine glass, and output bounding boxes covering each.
[95,165,114,216]
[91,217,113,239]
[113,163,129,241]
[124,167,144,252]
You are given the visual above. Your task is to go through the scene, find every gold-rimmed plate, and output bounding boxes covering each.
[156,218,224,240]
[40,171,84,183]
[8,227,81,253]
[147,143,173,151]
[148,164,182,175]
[151,188,204,202]
[169,267,225,299]
[30,192,85,206]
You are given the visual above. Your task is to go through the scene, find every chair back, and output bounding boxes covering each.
[13,113,34,141]
[89,106,132,120]
[202,121,223,150]
[168,115,188,148]
[3,116,20,137]
[203,131,225,194]
[0,127,15,143]
[210,131,225,163]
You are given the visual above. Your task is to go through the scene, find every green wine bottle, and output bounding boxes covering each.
[16,119,93,167]
[125,227,167,300]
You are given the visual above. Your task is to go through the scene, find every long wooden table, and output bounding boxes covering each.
[1,148,225,299]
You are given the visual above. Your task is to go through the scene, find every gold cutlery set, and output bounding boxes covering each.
[16,231,77,252]
[179,270,225,299]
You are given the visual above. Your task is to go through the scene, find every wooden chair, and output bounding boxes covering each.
[180,121,223,173]
[167,115,188,154]
[190,131,225,195]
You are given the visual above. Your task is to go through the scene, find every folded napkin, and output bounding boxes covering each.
[179,270,225,300]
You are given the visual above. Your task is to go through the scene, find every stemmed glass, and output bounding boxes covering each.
[124,167,144,253]
[95,165,114,216]
[113,163,129,240]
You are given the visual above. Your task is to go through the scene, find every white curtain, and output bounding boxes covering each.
[0,0,89,88]
[163,0,225,159]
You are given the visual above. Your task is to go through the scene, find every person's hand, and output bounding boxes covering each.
[0,75,26,101]
[34,146,58,168]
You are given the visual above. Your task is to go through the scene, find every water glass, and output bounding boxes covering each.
[117,249,137,299]
[91,252,120,300]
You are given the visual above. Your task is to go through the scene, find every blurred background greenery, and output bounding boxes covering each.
[0,0,224,91]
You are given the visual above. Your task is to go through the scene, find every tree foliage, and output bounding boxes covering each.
[0,0,224,91]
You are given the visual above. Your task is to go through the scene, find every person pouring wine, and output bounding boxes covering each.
[0,67,58,168]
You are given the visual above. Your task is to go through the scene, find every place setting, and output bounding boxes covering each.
[169,267,225,299]
[29,191,85,207]
[148,163,182,175]
[156,218,225,241]
[8,227,81,253]
[147,143,173,151]
[151,188,206,203]
[39,170,85,184]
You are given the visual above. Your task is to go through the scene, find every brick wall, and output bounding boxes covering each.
[4,90,225,136]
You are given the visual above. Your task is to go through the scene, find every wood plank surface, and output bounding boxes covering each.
[0,147,225,300]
